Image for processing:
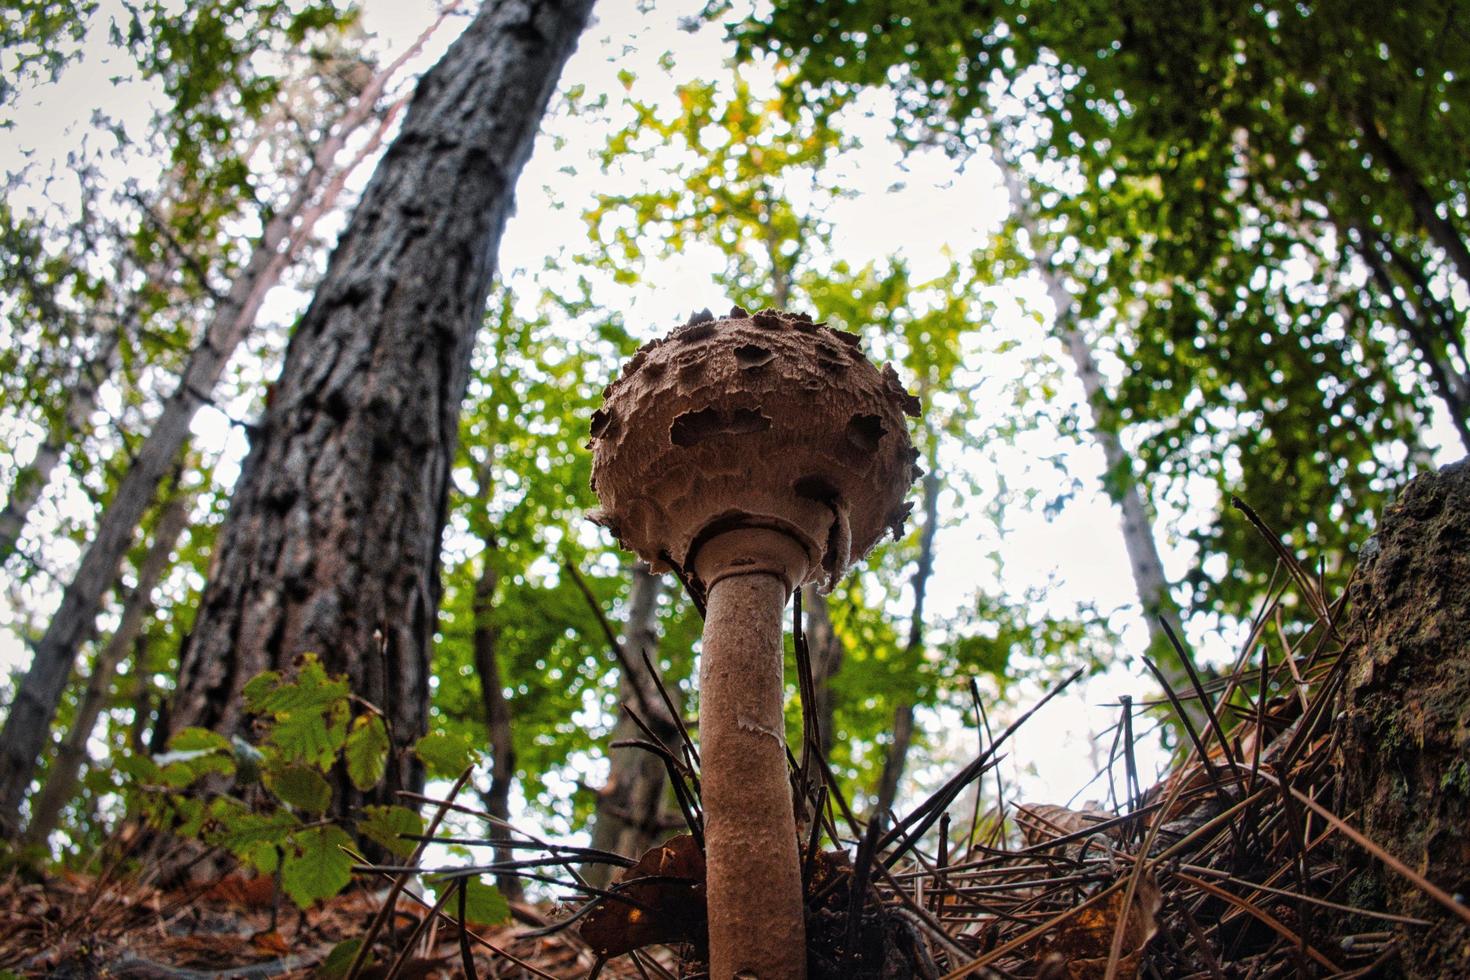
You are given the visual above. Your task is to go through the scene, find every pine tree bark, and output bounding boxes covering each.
[1335,455,1470,977]
[585,563,675,887]
[157,0,595,816]
[0,43,417,830]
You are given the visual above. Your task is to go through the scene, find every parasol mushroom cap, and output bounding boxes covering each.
[589,307,922,595]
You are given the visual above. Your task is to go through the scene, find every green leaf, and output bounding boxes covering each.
[281,824,354,908]
[343,714,389,791]
[156,746,235,788]
[264,763,332,813]
[244,656,351,770]
[316,938,369,980]
[242,670,282,712]
[414,731,479,780]
[358,804,423,859]
[429,874,510,926]
[205,800,300,875]
[167,727,232,753]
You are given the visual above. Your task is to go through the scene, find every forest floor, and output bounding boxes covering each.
[0,866,630,979]
[5,480,1470,978]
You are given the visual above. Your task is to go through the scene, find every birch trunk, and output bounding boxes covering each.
[801,582,842,760]
[0,327,120,563]
[876,467,940,808]
[993,156,1199,716]
[157,0,595,817]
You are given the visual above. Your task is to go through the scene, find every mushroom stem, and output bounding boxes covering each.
[694,527,810,980]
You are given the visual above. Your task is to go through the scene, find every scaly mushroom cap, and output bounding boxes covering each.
[589,307,922,595]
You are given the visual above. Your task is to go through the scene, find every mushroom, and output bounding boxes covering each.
[589,307,920,979]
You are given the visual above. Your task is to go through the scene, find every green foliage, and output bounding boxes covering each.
[584,58,1112,796]
[279,824,355,907]
[344,714,390,790]
[358,804,423,859]
[244,657,352,771]
[124,656,422,909]
[428,873,511,926]
[733,0,1459,619]
[0,1,99,121]
[317,939,369,980]
[414,730,480,780]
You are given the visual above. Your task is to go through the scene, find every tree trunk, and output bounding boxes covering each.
[21,486,193,847]
[876,467,939,809]
[1354,233,1470,453]
[0,326,121,563]
[0,43,416,830]
[585,563,674,887]
[1356,117,1470,293]
[470,536,521,900]
[158,0,595,817]
[801,582,842,761]
[992,155,1200,724]
[1334,455,1470,977]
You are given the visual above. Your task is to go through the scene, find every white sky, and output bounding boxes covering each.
[1,0,1462,851]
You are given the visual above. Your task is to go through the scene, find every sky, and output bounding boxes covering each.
[1,0,1462,853]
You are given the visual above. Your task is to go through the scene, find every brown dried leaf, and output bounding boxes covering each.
[578,834,707,959]
[1015,803,1115,847]
[1042,874,1161,979]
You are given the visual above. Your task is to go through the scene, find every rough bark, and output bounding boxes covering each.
[585,563,674,887]
[0,42,418,829]
[470,536,520,900]
[21,488,193,847]
[1335,455,1470,977]
[158,0,595,816]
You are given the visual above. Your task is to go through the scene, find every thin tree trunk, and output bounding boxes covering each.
[0,40,424,829]
[0,327,121,563]
[1357,236,1470,452]
[21,486,193,847]
[470,535,521,900]
[1356,117,1470,291]
[158,0,595,818]
[993,154,1200,718]
[585,563,674,887]
[876,466,940,808]
[1378,236,1470,383]
[801,583,842,760]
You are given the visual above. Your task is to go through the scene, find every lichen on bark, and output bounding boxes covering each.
[1336,456,1470,976]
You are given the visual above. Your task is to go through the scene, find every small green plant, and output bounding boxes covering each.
[123,654,488,910]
